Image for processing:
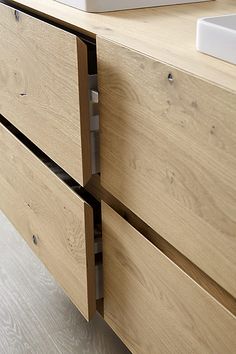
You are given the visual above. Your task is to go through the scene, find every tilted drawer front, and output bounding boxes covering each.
[0,123,96,320]
[102,202,236,354]
[0,3,91,186]
[98,37,236,297]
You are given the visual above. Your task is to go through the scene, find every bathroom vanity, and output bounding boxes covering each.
[0,0,235,352]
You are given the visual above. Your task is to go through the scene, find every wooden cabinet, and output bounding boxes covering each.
[0,1,235,352]
[98,37,236,298]
[0,122,96,320]
[0,3,91,186]
[102,202,236,354]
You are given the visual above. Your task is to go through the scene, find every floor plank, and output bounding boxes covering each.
[0,211,130,354]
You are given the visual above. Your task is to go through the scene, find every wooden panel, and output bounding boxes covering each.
[86,176,236,316]
[0,211,130,354]
[102,202,236,354]
[0,123,96,320]
[98,38,236,298]
[0,3,91,185]
[7,0,236,93]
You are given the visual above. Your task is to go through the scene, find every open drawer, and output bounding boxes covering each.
[102,202,236,353]
[0,3,94,186]
[0,120,97,320]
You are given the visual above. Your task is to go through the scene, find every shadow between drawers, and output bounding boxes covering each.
[86,175,236,316]
[0,114,103,316]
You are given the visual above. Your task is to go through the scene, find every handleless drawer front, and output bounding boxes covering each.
[0,3,91,186]
[0,123,96,320]
[102,202,236,354]
[98,38,236,297]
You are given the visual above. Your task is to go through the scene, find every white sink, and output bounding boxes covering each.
[55,0,210,13]
[196,14,236,65]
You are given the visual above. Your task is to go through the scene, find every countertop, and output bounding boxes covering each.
[6,0,236,93]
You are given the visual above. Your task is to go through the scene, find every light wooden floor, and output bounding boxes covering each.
[0,211,130,354]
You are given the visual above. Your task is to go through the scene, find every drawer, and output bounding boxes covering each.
[102,202,236,354]
[98,37,236,297]
[0,121,96,320]
[0,3,92,186]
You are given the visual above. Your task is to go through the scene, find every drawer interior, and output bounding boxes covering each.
[89,74,100,175]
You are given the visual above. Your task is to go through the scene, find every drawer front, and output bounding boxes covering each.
[102,202,236,354]
[98,38,236,297]
[0,4,91,186]
[0,123,96,320]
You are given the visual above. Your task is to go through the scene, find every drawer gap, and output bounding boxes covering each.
[89,74,100,175]
[97,186,236,315]
[1,113,103,302]
[95,250,103,300]
[0,114,101,227]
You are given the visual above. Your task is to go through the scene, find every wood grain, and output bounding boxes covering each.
[6,0,236,93]
[102,202,236,354]
[0,211,130,354]
[0,3,91,185]
[86,175,236,315]
[0,123,96,320]
[98,38,236,298]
